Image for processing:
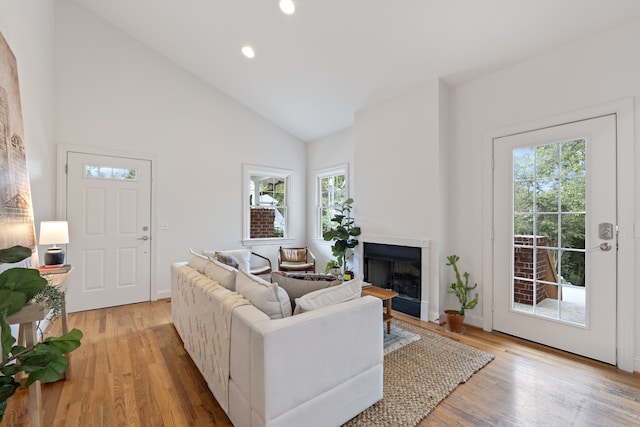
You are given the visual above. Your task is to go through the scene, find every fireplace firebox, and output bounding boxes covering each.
[363,242,421,318]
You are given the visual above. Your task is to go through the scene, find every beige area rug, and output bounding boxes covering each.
[345,320,494,427]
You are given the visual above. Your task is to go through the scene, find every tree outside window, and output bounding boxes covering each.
[244,165,292,241]
[317,166,347,238]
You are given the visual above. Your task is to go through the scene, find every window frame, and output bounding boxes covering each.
[314,164,349,240]
[242,164,294,245]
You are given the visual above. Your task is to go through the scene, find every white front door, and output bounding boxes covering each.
[493,115,617,364]
[65,152,152,312]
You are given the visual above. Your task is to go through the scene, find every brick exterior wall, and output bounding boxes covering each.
[250,207,275,238]
[513,235,548,305]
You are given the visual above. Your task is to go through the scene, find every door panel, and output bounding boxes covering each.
[66,152,151,312]
[493,115,616,364]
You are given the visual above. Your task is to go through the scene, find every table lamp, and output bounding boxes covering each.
[39,221,69,266]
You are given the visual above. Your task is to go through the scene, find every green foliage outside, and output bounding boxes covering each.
[320,174,346,235]
[513,139,586,286]
[0,246,83,422]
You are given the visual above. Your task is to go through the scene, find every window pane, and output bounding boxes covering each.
[84,165,137,181]
[248,170,289,239]
[561,213,585,249]
[536,214,558,247]
[318,170,347,238]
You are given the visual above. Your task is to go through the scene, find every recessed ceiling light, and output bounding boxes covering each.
[279,0,295,15]
[242,46,255,58]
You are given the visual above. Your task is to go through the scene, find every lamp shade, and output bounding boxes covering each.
[39,221,69,246]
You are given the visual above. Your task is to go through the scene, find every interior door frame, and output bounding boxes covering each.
[55,144,159,300]
[481,98,635,372]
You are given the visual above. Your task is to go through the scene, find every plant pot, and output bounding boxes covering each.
[329,267,341,277]
[444,309,465,334]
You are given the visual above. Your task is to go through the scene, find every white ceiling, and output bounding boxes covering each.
[72,0,640,142]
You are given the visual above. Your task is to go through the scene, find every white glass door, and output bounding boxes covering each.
[493,115,616,364]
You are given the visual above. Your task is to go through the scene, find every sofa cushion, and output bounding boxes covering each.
[188,249,209,273]
[236,270,292,319]
[293,275,363,314]
[271,272,341,307]
[204,258,237,290]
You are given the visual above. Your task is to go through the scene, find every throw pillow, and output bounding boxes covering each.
[271,272,341,308]
[204,258,237,290]
[293,275,363,315]
[188,248,209,273]
[206,249,251,273]
[212,252,240,269]
[236,270,292,319]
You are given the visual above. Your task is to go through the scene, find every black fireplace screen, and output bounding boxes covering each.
[363,242,421,301]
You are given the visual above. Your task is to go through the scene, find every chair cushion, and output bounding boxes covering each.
[236,270,292,319]
[271,272,341,307]
[279,262,314,271]
[293,275,363,314]
[280,247,307,262]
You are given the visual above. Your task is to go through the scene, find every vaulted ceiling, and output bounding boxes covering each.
[72,0,640,141]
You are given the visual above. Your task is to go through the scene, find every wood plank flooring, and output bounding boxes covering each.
[3,301,639,426]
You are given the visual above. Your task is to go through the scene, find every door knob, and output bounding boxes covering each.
[599,242,612,251]
[138,236,149,241]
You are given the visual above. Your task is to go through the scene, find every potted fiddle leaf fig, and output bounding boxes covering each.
[322,198,361,274]
[0,245,83,422]
[444,254,479,333]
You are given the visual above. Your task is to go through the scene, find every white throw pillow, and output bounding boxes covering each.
[204,258,237,290]
[206,249,251,273]
[188,249,209,273]
[236,270,292,319]
[294,275,363,315]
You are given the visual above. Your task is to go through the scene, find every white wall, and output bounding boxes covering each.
[306,127,354,271]
[450,19,640,369]
[55,0,306,297]
[0,1,56,243]
[353,79,444,322]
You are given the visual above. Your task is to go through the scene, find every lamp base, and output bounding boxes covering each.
[44,248,65,267]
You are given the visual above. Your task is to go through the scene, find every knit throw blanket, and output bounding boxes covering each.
[174,266,250,413]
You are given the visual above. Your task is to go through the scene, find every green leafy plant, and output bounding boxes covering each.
[322,198,361,271]
[322,259,339,274]
[0,245,82,422]
[445,254,479,316]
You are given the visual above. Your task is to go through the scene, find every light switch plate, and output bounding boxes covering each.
[159,220,169,230]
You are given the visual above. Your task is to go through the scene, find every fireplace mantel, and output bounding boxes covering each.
[360,235,430,249]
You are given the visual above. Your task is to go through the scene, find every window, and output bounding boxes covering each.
[316,165,348,238]
[85,165,137,181]
[243,165,292,241]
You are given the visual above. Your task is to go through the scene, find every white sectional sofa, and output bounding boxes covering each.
[171,250,383,427]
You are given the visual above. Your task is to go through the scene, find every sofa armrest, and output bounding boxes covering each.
[249,296,383,424]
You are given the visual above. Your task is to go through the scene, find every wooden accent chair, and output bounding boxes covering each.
[277,247,316,273]
[250,251,272,281]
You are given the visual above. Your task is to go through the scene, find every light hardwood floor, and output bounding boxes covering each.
[3,301,639,426]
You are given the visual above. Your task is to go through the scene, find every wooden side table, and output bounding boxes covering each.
[361,285,399,334]
[5,269,72,427]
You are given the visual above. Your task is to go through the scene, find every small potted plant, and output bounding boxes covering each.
[444,254,479,333]
[322,259,341,276]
